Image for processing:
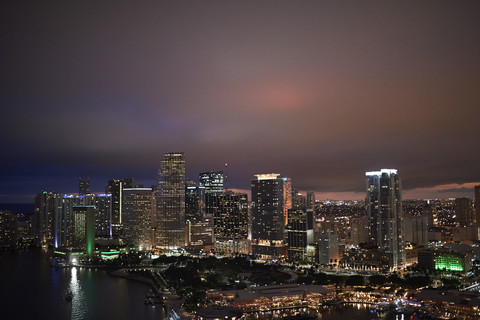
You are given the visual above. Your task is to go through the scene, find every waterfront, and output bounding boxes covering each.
[0,248,408,320]
[0,248,164,320]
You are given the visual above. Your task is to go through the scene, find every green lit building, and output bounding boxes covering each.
[434,252,470,272]
[72,206,95,257]
[418,249,471,273]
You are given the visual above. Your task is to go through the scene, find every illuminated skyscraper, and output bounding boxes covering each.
[475,185,480,225]
[0,210,18,250]
[71,206,95,257]
[306,191,316,210]
[186,180,203,222]
[251,174,286,259]
[123,188,155,251]
[83,193,113,238]
[366,169,405,268]
[105,178,136,239]
[199,171,224,195]
[208,191,249,254]
[55,194,84,248]
[283,177,292,225]
[34,191,61,246]
[455,197,474,227]
[286,208,314,260]
[157,152,186,249]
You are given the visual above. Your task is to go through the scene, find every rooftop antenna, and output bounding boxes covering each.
[224,162,228,192]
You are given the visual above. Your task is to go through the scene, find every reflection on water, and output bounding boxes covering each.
[70,267,87,320]
[0,249,163,320]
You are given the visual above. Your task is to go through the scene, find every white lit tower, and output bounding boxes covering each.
[366,169,405,268]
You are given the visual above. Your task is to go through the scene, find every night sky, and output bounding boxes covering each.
[1,1,480,203]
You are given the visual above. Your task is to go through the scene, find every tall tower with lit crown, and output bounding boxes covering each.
[366,169,405,268]
[157,152,186,250]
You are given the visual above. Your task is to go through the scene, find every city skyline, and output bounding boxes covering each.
[2,1,480,203]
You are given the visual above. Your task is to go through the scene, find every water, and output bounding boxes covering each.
[0,249,407,320]
[0,248,164,319]
[320,305,407,320]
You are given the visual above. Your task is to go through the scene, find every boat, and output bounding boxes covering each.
[64,291,73,302]
[50,257,67,268]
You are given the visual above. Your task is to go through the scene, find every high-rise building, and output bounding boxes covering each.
[283,177,292,225]
[455,197,474,227]
[475,186,480,225]
[404,210,429,247]
[71,206,95,257]
[186,180,203,222]
[199,171,224,196]
[187,214,214,249]
[366,169,405,268]
[55,194,84,248]
[306,191,316,210]
[292,190,306,210]
[156,152,186,250]
[34,191,61,246]
[0,210,18,250]
[84,193,112,238]
[286,208,314,260]
[208,191,249,254]
[318,230,340,265]
[79,177,90,195]
[251,174,286,259]
[105,178,136,239]
[123,188,155,251]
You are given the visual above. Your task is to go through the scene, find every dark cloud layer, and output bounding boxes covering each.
[1,1,480,202]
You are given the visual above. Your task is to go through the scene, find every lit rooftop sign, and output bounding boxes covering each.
[255,173,280,180]
[365,169,398,176]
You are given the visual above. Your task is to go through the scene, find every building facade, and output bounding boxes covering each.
[122,188,155,251]
[156,152,186,250]
[207,192,249,254]
[365,169,405,268]
[286,208,314,260]
[251,174,286,259]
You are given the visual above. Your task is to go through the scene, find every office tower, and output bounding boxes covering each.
[424,202,437,226]
[365,169,405,268]
[71,206,95,257]
[306,191,316,210]
[476,186,480,225]
[186,180,202,222]
[286,208,314,260]
[123,188,155,251]
[292,190,307,209]
[404,209,429,247]
[0,211,18,250]
[200,171,224,217]
[34,191,61,246]
[79,177,90,195]
[251,174,286,259]
[208,192,249,254]
[157,152,186,250]
[318,230,340,265]
[455,197,474,227]
[55,194,84,248]
[199,171,224,195]
[283,177,292,225]
[105,178,136,239]
[84,193,112,238]
[187,214,214,249]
